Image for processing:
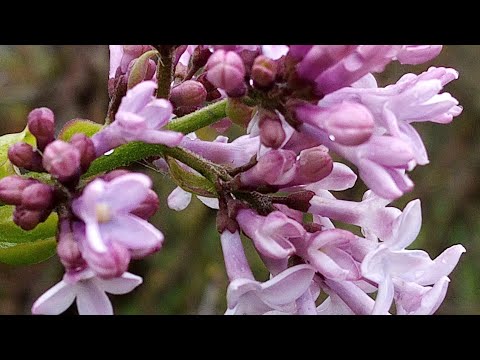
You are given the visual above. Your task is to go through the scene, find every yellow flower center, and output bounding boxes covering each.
[95,203,112,223]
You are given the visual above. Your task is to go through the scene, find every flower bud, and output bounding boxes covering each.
[259,114,285,148]
[131,189,159,220]
[295,102,375,146]
[42,140,81,182]
[170,80,207,108]
[8,142,44,172]
[57,219,85,270]
[206,50,246,92]
[21,183,54,211]
[27,107,55,151]
[294,146,333,184]
[0,176,35,205]
[69,133,97,172]
[192,46,212,68]
[252,55,278,88]
[86,242,131,279]
[13,206,51,231]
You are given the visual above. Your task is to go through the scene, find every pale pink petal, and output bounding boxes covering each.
[138,99,173,129]
[137,129,184,147]
[103,173,152,213]
[167,187,192,211]
[197,196,219,209]
[386,199,422,250]
[416,245,466,285]
[259,265,315,305]
[96,272,143,295]
[372,276,394,315]
[99,214,164,250]
[119,81,157,114]
[32,280,76,315]
[76,282,113,315]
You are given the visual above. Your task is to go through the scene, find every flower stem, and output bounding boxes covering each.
[155,45,175,99]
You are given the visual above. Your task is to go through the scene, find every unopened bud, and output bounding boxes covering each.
[27,107,55,151]
[8,142,44,172]
[57,219,85,270]
[13,206,51,231]
[42,140,81,182]
[0,176,35,205]
[170,80,207,108]
[294,146,334,184]
[252,55,278,88]
[86,241,131,279]
[206,50,246,92]
[259,114,285,148]
[21,183,54,211]
[102,169,132,182]
[69,133,97,172]
[239,150,296,187]
[131,189,159,220]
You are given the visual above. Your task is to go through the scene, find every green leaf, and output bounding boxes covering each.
[166,157,217,197]
[0,238,56,265]
[0,206,58,265]
[58,119,103,141]
[0,126,36,179]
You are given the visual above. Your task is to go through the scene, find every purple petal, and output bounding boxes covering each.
[386,199,422,250]
[167,187,192,211]
[416,245,466,285]
[227,278,262,309]
[109,45,124,79]
[307,162,357,192]
[317,293,355,315]
[119,81,157,114]
[307,250,350,281]
[100,214,164,250]
[96,272,143,295]
[259,265,315,305]
[72,179,106,222]
[372,276,394,315]
[32,280,76,315]
[76,282,113,315]
[138,99,173,128]
[104,173,152,213]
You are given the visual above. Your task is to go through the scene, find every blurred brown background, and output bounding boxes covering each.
[0,45,477,315]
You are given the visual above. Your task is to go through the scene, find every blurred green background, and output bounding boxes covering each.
[0,45,477,315]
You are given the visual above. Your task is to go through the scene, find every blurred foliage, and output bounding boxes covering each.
[0,45,478,314]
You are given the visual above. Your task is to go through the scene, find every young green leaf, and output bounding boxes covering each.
[58,119,103,141]
[166,157,217,198]
[0,126,36,179]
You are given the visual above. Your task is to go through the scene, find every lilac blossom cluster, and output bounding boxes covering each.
[0,45,465,315]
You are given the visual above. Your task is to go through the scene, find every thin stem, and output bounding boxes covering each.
[156,45,175,99]
[165,99,227,134]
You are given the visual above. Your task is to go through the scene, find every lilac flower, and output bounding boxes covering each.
[361,199,466,314]
[320,67,462,166]
[308,190,402,241]
[32,268,142,315]
[72,173,164,264]
[316,291,355,315]
[236,209,305,259]
[92,81,184,156]
[261,45,289,60]
[226,265,316,315]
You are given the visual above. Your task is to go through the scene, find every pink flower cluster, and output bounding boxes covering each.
[0,45,465,315]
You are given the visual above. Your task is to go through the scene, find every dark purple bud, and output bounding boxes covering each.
[131,189,159,220]
[13,206,51,231]
[206,89,222,102]
[21,183,54,211]
[295,146,334,184]
[226,82,247,98]
[27,107,55,151]
[196,73,216,92]
[42,140,81,182]
[57,219,85,270]
[238,48,261,76]
[259,114,285,149]
[0,176,35,205]
[69,133,97,172]
[206,50,246,92]
[170,80,207,108]
[8,142,44,172]
[252,55,278,88]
